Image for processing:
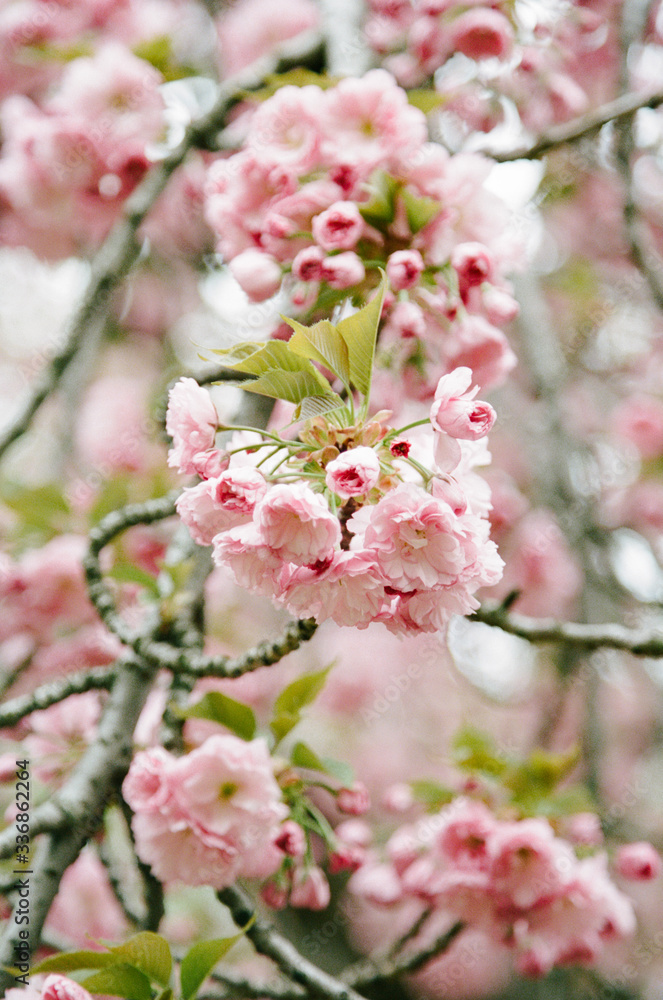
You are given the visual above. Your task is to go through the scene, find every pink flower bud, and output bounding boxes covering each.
[615,842,661,881]
[325,446,381,498]
[261,880,289,910]
[329,843,366,874]
[430,367,495,440]
[229,249,283,302]
[449,9,514,61]
[451,242,494,299]
[275,820,307,858]
[320,251,365,289]
[312,201,364,251]
[337,781,370,815]
[43,976,94,1000]
[292,245,326,281]
[290,865,331,910]
[386,249,424,291]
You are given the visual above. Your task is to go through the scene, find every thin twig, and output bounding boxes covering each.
[343,921,464,990]
[492,87,663,162]
[217,885,369,1000]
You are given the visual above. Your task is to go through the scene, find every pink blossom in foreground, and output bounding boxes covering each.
[177,468,268,545]
[229,249,283,302]
[312,201,364,251]
[123,735,287,888]
[325,447,381,498]
[254,482,341,564]
[166,377,219,476]
[42,977,94,1000]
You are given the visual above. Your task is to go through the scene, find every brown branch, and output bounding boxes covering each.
[492,88,663,162]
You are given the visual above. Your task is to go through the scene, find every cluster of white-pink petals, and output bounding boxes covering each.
[0,43,167,257]
[349,798,657,979]
[204,69,520,393]
[362,1,601,136]
[167,368,502,634]
[122,734,288,889]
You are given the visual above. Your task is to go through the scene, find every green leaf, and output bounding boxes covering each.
[406,89,447,114]
[410,779,456,812]
[294,395,347,422]
[358,170,399,229]
[336,274,387,399]
[270,711,301,743]
[319,756,354,786]
[401,187,441,234]
[210,341,342,409]
[273,668,331,717]
[30,951,116,975]
[81,964,153,1000]
[270,668,331,744]
[110,931,173,987]
[504,746,581,805]
[240,69,340,102]
[180,932,247,1000]
[1,482,70,537]
[180,691,257,741]
[285,317,352,389]
[291,740,326,772]
[452,726,508,778]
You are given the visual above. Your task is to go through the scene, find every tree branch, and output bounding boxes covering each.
[0,653,159,992]
[0,664,116,729]
[471,603,663,657]
[217,885,369,1000]
[343,920,464,990]
[492,87,663,162]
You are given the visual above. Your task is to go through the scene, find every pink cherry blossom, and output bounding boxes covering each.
[325,446,381,498]
[349,482,473,591]
[166,377,218,476]
[229,249,283,302]
[312,201,364,251]
[337,781,371,815]
[488,817,576,909]
[254,482,341,565]
[448,8,514,62]
[123,735,287,888]
[319,251,366,289]
[42,976,94,1000]
[177,468,268,546]
[290,865,331,910]
[386,249,424,290]
[248,84,324,173]
[430,366,496,441]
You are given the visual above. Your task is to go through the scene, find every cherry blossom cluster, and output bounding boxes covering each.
[0,0,205,102]
[349,796,661,979]
[362,1,611,137]
[167,367,503,634]
[123,731,370,908]
[0,42,169,258]
[123,734,288,889]
[204,69,520,394]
